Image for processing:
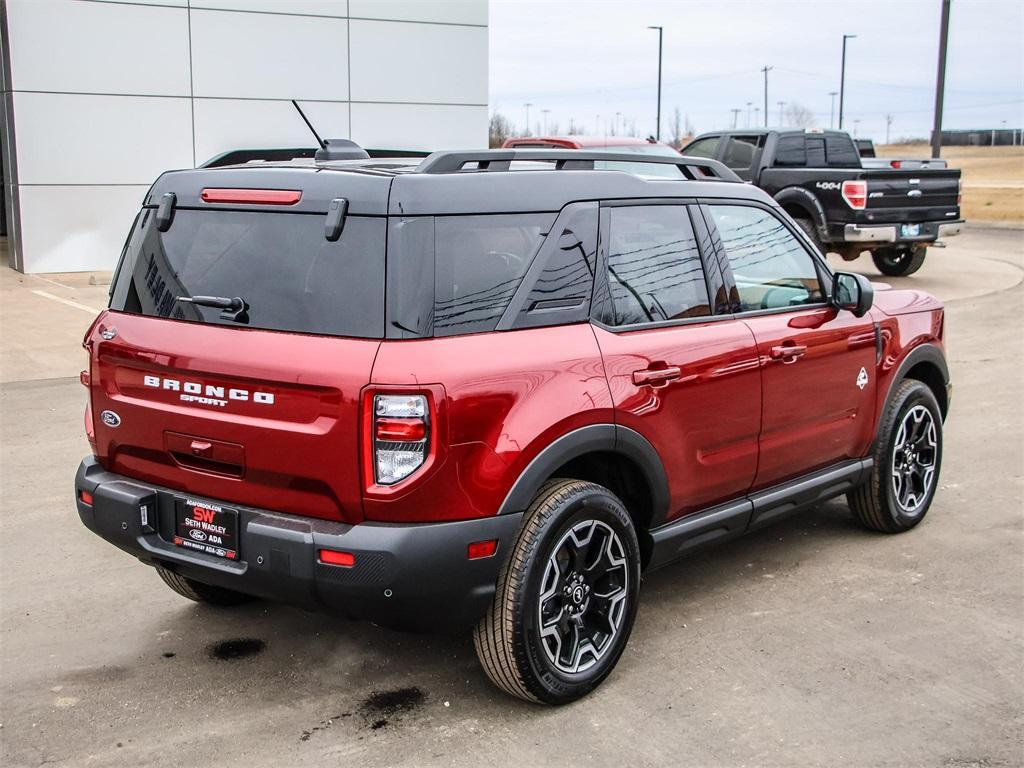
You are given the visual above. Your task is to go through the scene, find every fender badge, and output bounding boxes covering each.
[100,410,121,428]
[856,367,869,390]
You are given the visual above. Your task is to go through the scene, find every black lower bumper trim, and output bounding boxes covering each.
[75,457,522,632]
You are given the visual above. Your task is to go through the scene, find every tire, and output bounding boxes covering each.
[156,565,253,606]
[848,379,943,533]
[473,479,642,705]
[872,247,927,277]
[794,217,829,256]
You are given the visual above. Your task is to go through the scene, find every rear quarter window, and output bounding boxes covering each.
[773,135,806,167]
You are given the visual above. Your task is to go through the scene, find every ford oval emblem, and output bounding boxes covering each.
[189,529,208,542]
[100,410,121,428]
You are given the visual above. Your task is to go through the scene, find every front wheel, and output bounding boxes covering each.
[872,247,927,276]
[473,479,641,704]
[848,379,943,533]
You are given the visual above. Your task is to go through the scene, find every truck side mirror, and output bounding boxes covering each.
[832,272,874,317]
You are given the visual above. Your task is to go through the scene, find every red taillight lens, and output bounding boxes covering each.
[200,188,301,206]
[80,370,90,387]
[467,540,498,560]
[371,395,429,485]
[890,160,902,169]
[375,417,427,442]
[79,489,94,506]
[841,180,868,210]
[318,549,355,567]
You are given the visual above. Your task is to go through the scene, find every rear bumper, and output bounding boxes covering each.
[841,220,964,244]
[75,457,522,632]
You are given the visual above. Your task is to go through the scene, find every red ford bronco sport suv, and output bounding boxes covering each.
[76,142,950,705]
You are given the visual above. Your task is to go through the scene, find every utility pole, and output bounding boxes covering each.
[541,108,550,134]
[828,91,838,129]
[648,26,664,140]
[853,119,860,138]
[524,103,532,136]
[746,101,752,128]
[754,107,761,129]
[615,111,622,136]
[778,101,786,126]
[731,108,741,129]
[930,0,952,158]
[885,113,894,144]
[839,33,856,130]
[761,65,773,128]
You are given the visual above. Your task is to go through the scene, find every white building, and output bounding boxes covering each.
[0,0,488,273]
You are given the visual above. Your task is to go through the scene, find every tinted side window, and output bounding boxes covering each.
[432,213,554,336]
[708,205,825,312]
[722,135,764,170]
[826,135,861,167]
[773,135,806,167]
[682,136,720,159]
[605,206,710,326]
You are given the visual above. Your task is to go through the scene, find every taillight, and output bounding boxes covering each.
[200,188,301,205]
[372,394,429,485]
[79,489,94,506]
[841,180,868,210]
[890,160,902,169]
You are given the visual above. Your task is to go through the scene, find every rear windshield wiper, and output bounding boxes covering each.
[176,295,250,324]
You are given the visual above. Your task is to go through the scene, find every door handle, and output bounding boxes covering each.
[769,343,808,362]
[632,366,682,387]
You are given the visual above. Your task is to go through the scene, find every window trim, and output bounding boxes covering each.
[697,198,834,319]
[590,200,725,333]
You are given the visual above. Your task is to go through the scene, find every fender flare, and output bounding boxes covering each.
[881,342,950,417]
[496,424,670,526]
[774,187,828,234]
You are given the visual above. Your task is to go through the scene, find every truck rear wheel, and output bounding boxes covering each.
[794,217,829,256]
[156,565,252,606]
[872,247,927,277]
[473,479,641,704]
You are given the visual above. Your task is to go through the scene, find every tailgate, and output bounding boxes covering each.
[863,168,960,222]
[87,313,377,524]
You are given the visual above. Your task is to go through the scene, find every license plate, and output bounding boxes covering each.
[901,223,921,237]
[173,498,239,560]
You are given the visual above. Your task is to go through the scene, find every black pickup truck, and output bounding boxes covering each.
[681,129,962,276]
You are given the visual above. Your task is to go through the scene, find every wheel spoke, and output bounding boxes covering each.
[890,404,939,515]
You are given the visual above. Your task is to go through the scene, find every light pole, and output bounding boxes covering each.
[828,91,838,128]
[616,111,622,136]
[541,108,550,134]
[930,0,951,158]
[754,107,761,129]
[885,114,894,144]
[853,119,860,138]
[731,108,741,129]
[777,101,786,126]
[648,26,663,140]
[839,33,856,130]
[746,101,752,128]
[524,103,532,136]
[761,65,772,128]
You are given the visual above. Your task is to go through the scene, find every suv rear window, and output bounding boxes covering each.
[109,209,385,338]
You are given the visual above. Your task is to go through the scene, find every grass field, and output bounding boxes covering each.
[877,143,1024,222]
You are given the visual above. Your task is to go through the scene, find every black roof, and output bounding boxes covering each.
[146,148,774,217]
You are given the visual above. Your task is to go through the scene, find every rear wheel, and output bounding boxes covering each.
[156,565,252,606]
[473,479,641,704]
[872,247,927,276]
[848,379,943,533]
[794,217,829,256]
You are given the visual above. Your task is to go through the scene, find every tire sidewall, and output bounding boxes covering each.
[517,487,641,703]
[879,382,943,528]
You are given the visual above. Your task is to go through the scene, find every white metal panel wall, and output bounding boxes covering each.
[1,0,488,273]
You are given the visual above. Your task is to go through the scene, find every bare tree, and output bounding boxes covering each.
[625,118,638,137]
[784,102,816,129]
[548,120,561,136]
[669,107,684,148]
[489,112,514,148]
[567,118,582,135]
[684,114,695,139]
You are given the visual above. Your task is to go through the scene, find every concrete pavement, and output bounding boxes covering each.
[1,227,1022,767]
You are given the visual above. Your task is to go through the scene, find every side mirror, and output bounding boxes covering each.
[832,272,874,318]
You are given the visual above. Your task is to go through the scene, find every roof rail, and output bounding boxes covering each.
[200,146,433,169]
[415,149,741,182]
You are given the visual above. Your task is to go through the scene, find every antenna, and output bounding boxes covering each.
[291,99,326,149]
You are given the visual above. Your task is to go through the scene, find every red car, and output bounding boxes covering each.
[76,142,949,704]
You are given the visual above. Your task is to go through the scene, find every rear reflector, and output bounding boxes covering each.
[80,370,90,387]
[467,539,498,560]
[318,549,355,567]
[79,489,94,506]
[200,188,302,206]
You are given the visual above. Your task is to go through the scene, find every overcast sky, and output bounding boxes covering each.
[488,0,1024,142]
